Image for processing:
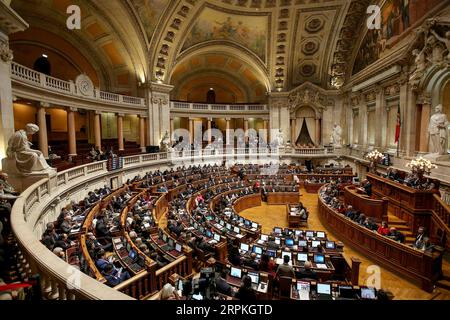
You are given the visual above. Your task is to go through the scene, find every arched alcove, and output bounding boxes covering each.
[293,105,319,146]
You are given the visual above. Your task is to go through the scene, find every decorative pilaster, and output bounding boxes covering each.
[268,92,290,143]
[146,82,173,146]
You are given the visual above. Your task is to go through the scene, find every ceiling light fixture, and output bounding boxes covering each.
[42,54,48,58]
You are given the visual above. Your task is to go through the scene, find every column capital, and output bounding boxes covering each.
[207,117,212,122]
[139,114,147,119]
[225,118,231,121]
[94,110,102,115]
[117,113,125,117]
[40,101,50,108]
[67,106,78,112]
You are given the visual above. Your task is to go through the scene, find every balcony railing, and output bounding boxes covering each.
[11,62,146,108]
[170,101,267,112]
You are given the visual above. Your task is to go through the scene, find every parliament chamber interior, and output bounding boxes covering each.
[1,0,450,305]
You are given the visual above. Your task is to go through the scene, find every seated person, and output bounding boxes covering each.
[215,270,234,296]
[362,217,378,231]
[60,215,73,234]
[388,227,405,243]
[243,252,259,270]
[228,243,241,265]
[412,227,427,249]
[95,249,112,271]
[160,283,180,300]
[276,255,295,279]
[259,254,276,274]
[102,263,130,287]
[377,221,390,236]
[295,261,318,280]
[235,275,257,301]
[196,236,215,253]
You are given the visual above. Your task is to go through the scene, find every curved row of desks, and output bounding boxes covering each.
[318,185,442,292]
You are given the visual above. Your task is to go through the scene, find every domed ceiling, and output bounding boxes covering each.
[12,0,442,97]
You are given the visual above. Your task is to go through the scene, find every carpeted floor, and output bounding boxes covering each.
[239,188,450,300]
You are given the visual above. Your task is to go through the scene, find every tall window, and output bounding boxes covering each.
[207,89,216,103]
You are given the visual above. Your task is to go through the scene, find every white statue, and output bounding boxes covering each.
[3,124,51,174]
[331,123,342,146]
[276,129,284,146]
[160,131,170,152]
[428,104,449,155]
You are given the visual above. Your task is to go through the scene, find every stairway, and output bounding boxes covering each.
[387,214,415,245]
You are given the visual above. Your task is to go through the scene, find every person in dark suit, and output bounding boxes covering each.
[243,252,259,270]
[95,215,112,240]
[102,263,130,287]
[412,226,426,249]
[215,270,233,296]
[295,261,318,280]
[362,179,372,197]
[388,227,405,243]
[235,275,256,300]
[228,243,241,265]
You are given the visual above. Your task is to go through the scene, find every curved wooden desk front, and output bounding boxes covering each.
[343,185,388,222]
[318,186,442,292]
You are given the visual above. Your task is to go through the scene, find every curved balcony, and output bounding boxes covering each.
[10,62,266,116]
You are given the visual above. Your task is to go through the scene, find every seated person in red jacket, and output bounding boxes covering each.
[377,221,390,236]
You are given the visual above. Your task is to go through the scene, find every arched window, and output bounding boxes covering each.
[206,89,216,103]
[33,56,51,75]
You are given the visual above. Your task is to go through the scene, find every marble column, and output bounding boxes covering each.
[170,117,174,140]
[419,96,431,153]
[94,111,101,149]
[225,118,231,145]
[117,113,124,151]
[37,102,48,158]
[207,117,212,143]
[263,119,269,144]
[189,118,194,144]
[400,81,416,156]
[139,116,146,152]
[359,95,368,148]
[67,107,77,156]
[244,119,249,132]
[374,87,386,149]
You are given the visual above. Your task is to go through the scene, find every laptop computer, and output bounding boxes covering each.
[316,283,333,300]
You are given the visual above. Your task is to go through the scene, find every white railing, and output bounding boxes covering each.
[10,62,145,108]
[11,62,270,115]
[170,101,267,112]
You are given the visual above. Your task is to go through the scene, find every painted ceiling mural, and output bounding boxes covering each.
[181,7,268,62]
[352,0,442,75]
[131,0,169,41]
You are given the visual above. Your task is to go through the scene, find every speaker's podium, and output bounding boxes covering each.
[146,146,160,153]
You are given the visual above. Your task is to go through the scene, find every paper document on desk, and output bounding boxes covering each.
[235,234,244,239]
[299,291,310,300]
[316,263,328,269]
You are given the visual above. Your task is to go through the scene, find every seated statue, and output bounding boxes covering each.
[3,124,51,174]
[160,131,170,152]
